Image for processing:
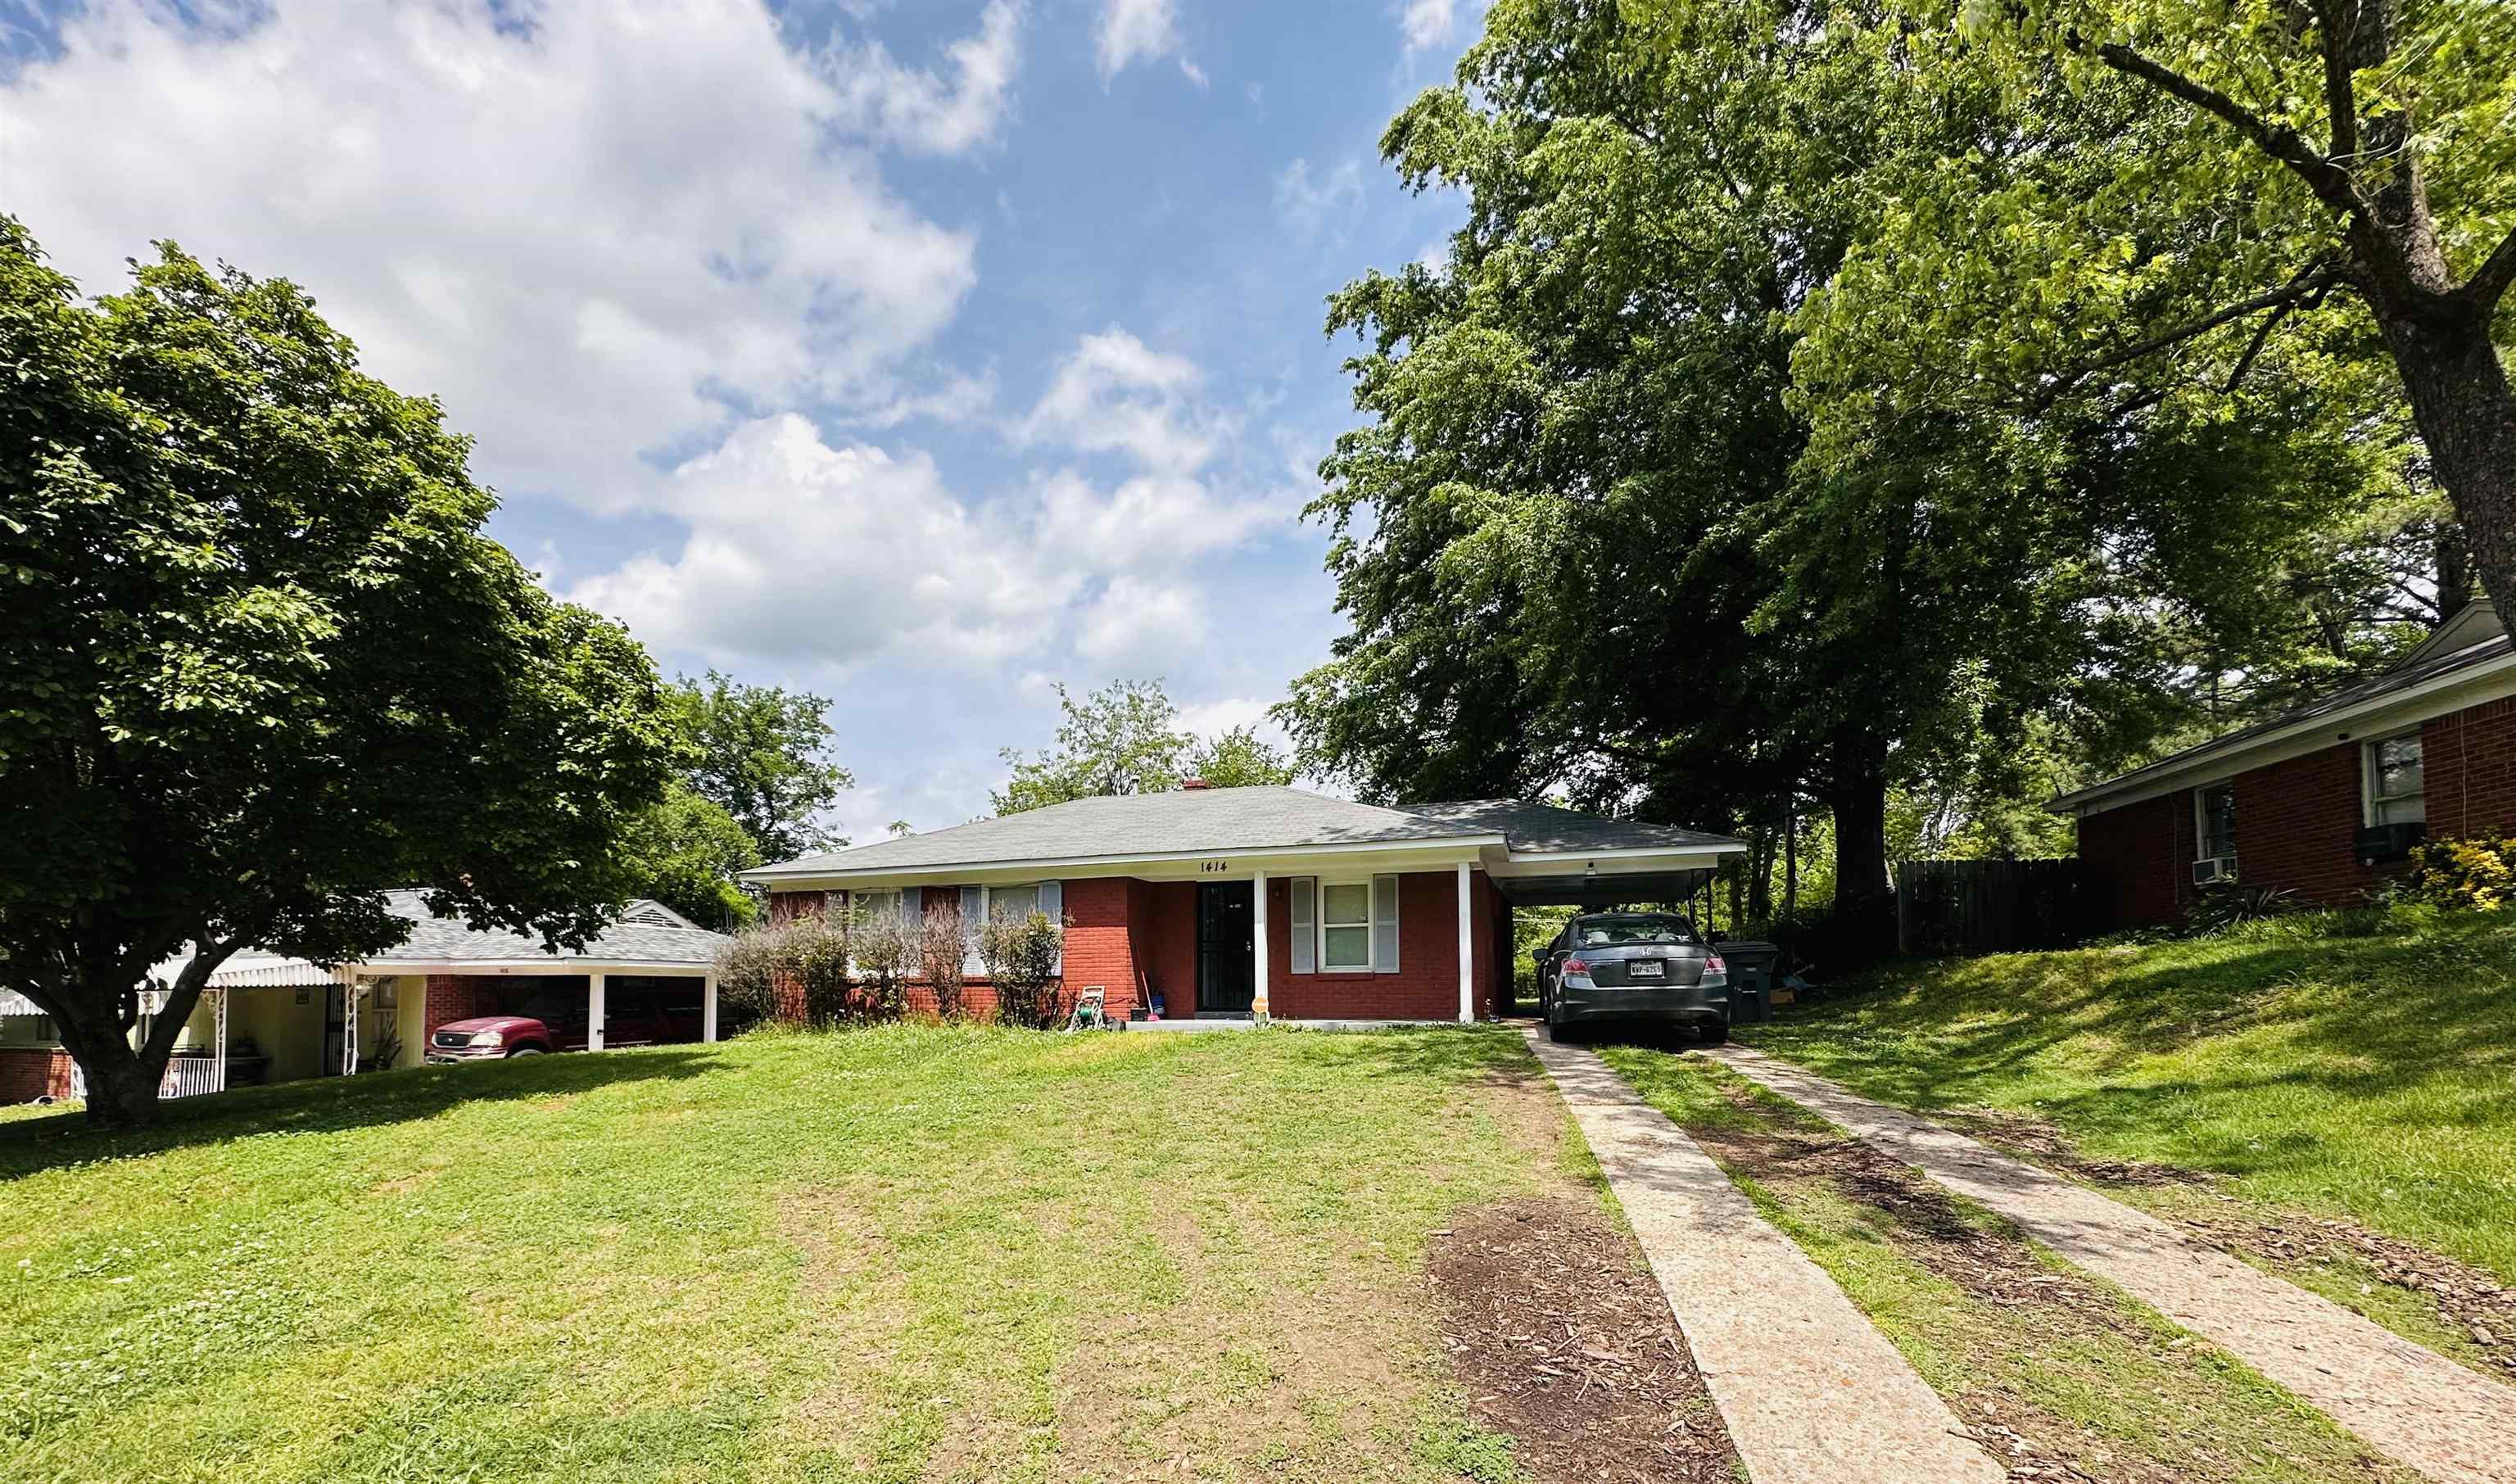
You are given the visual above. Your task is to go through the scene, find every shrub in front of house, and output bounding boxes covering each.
[978,911,1066,1029]
[2391,834,2516,912]
[715,913,854,1029]
[848,905,916,1023]
[919,898,970,1021]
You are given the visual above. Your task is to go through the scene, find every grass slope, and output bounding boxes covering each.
[2,1025,1562,1484]
[1748,907,2516,1283]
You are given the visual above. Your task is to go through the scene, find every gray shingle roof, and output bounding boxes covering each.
[1402,799,1744,854]
[748,785,1742,879]
[2055,617,2515,812]
[364,890,727,966]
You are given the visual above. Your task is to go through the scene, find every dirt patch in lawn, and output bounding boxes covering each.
[2174,1204,2516,1378]
[1428,1195,1740,1484]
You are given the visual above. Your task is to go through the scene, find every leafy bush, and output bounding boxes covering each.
[2392,835,2516,912]
[978,909,1066,1029]
[714,913,854,1029]
[848,904,916,1022]
[920,896,969,1021]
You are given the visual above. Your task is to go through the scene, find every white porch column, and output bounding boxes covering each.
[702,972,719,1043]
[587,970,607,1052]
[1456,862,1475,1025]
[213,987,229,1093]
[1250,871,1270,1020]
[341,972,360,1076]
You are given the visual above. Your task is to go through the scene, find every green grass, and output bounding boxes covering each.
[1599,1048,2422,1484]
[1747,906,2516,1283]
[2,1025,1565,1484]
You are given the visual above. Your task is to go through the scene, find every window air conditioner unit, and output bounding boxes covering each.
[2355,821,2425,866]
[2192,856,2237,886]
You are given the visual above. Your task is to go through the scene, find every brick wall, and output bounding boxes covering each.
[421,975,523,1036]
[1267,870,1473,1021]
[0,1047,71,1103]
[2079,689,2516,928]
[2420,696,2516,839]
[767,871,1495,1023]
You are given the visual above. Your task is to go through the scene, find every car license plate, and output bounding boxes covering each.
[1630,960,1664,979]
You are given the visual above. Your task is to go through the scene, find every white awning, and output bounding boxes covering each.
[1,990,44,1017]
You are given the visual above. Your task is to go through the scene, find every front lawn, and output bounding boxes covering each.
[2,1025,1571,1484]
[1746,907,2516,1287]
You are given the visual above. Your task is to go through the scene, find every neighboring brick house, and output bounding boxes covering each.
[2057,602,2516,930]
[741,785,1745,1024]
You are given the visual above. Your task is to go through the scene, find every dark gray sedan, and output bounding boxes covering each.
[1536,912,1729,1043]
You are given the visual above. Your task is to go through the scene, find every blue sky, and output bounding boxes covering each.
[0,0,1482,844]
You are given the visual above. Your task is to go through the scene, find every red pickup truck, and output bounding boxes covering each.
[423,988,697,1064]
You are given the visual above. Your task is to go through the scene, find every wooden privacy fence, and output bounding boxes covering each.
[1895,858,2100,957]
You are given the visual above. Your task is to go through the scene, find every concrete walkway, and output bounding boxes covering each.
[1713,1044,2516,1484]
[1523,1029,2006,1484]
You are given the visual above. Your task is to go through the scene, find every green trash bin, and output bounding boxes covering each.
[1717,939,1781,1025]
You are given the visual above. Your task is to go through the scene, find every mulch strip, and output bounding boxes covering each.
[1427,1196,1740,1484]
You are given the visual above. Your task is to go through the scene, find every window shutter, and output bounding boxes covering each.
[1289,877,1316,975]
[1372,874,1400,974]
[1039,880,1064,974]
[959,886,984,975]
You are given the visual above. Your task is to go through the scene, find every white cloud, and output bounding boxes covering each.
[1273,158,1367,242]
[821,0,1025,155]
[1075,577,1208,667]
[571,414,1075,667]
[1397,0,1458,50]
[1020,327,1216,472]
[572,330,1289,674]
[1096,0,1201,84]
[0,0,985,509]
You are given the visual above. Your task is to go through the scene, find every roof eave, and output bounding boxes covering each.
[2048,649,2516,817]
[740,832,1510,887]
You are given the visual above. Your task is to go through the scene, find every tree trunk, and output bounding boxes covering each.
[2383,309,2516,617]
[48,996,166,1129]
[1826,751,1894,964]
[1782,794,1799,921]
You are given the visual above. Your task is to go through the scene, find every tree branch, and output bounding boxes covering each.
[2078,36,2361,217]
[2315,0,2360,165]
[2036,264,2334,411]
[2464,224,2516,311]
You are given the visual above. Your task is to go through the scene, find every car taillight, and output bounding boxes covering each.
[1561,956,1591,976]
[1704,955,1726,975]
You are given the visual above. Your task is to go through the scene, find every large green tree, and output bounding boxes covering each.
[666,669,850,864]
[1789,0,2515,610]
[616,782,762,930]
[0,224,679,1126]
[1286,0,2400,952]
[994,681,1294,813]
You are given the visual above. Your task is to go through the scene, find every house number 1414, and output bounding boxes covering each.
[1197,860,1231,875]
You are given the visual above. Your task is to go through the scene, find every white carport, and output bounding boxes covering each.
[135,895,729,1099]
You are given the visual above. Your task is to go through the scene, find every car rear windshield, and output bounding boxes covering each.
[1575,916,1693,946]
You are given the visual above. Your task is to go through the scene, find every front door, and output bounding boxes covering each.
[322,985,346,1077]
[1197,881,1256,1014]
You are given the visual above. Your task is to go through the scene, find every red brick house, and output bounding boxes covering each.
[741,786,1745,1023]
[2056,602,2516,930]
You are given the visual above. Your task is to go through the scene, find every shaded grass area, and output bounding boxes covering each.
[1600,1047,2422,1484]
[1745,908,2516,1284]
[2,1025,1564,1484]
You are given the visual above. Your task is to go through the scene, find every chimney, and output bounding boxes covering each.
[1180,777,1214,790]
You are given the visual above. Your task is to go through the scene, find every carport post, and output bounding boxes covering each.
[702,972,718,1043]
[1456,863,1474,1024]
[587,970,606,1052]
